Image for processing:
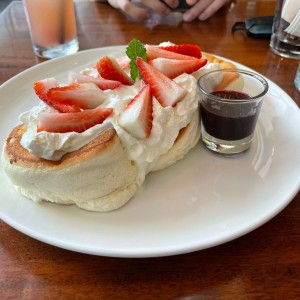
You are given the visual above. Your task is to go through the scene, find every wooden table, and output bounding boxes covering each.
[0,1,299,299]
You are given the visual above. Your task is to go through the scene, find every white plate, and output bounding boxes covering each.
[1,46,300,258]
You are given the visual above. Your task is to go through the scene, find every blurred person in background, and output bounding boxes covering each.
[99,0,232,22]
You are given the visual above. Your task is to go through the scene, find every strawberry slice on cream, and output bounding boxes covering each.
[149,57,207,79]
[136,57,187,107]
[34,78,59,102]
[118,85,153,139]
[159,44,202,59]
[68,72,121,90]
[96,56,134,86]
[46,83,107,112]
[145,45,198,61]
[37,107,113,133]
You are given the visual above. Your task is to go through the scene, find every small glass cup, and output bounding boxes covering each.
[198,69,269,155]
[23,0,79,59]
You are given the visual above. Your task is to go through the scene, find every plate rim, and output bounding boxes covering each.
[1,46,300,258]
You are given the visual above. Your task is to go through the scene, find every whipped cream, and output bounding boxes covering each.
[20,51,221,180]
[20,75,199,178]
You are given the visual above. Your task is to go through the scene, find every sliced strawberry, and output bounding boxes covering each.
[159,44,202,59]
[34,78,59,102]
[149,58,207,79]
[96,56,134,86]
[136,57,187,107]
[145,45,197,61]
[46,83,107,113]
[118,85,153,139]
[37,107,113,133]
[68,72,121,90]
[116,55,130,71]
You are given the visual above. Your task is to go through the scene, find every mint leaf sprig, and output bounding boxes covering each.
[126,39,147,81]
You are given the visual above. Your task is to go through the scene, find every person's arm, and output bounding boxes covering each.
[106,0,179,20]
[183,0,231,22]
[103,0,231,22]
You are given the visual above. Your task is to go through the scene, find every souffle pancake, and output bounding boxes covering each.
[2,125,141,211]
[2,40,241,212]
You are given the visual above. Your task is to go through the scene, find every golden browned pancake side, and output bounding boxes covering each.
[203,52,239,90]
[4,124,117,169]
[203,53,237,69]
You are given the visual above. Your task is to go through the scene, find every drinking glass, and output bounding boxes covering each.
[23,0,79,59]
[269,0,300,59]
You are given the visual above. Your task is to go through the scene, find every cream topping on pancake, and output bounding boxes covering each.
[19,47,228,181]
[2,44,243,212]
[20,72,202,180]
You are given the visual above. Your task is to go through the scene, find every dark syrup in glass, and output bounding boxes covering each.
[200,90,261,141]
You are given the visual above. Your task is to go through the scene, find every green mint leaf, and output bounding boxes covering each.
[126,39,147,81]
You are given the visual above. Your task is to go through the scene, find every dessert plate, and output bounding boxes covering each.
[0,46,300,258]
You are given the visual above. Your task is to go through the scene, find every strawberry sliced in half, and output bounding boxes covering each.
[118,85,153,139]
[136,57,187,107]
[68,72,121,90]
[96,56,134,86]
[34,78,59,102]
[149,58,207,79]
[145,45,197,61]
[159,44,202,59]
[46,83,107,113]
[37,107,113,133]
[116,55,130,71]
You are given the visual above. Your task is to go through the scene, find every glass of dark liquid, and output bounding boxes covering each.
[198,69,269,155]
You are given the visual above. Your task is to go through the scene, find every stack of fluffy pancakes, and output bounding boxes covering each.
[1,52,240,212]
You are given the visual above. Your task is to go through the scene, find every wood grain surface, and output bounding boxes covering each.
[0,1,299,299]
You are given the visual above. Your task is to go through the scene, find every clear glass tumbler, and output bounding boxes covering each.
[23,0,79,59]
[269,0,300,60]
